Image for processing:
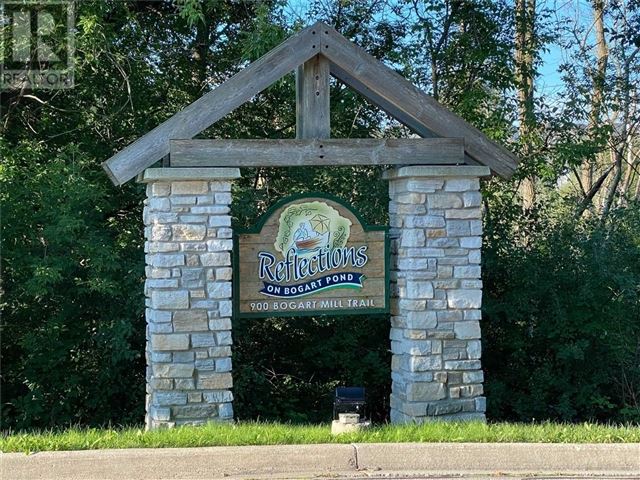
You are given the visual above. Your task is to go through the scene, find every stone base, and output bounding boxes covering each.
[331,420,372,435]
[331,413,372,435]
[390,409,486,424]
[387,167,488,424]
[142,168,240,430]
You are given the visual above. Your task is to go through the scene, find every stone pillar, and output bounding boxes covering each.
[384,166,490,423]
[141,167,240,429]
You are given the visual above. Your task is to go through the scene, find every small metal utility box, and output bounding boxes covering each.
[333,386,366,420]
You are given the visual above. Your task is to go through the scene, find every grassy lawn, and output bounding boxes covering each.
[2,421,639,453]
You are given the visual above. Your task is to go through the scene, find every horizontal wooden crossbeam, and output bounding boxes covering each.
[170,138,465,167]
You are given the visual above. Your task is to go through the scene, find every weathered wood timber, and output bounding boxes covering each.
[296,55,331,139]
[170,138,465,167]
[321,25,518,177]
[101,21,519,185]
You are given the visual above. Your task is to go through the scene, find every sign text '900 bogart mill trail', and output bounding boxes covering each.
[234,194,389,318]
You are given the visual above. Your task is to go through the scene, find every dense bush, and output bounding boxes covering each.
[1,143,146,430]
[233,315,391,423]
[482,198,640,423]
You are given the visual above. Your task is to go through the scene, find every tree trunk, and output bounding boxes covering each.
[602,149,623,220]
[582,0,609,194]
[635,162,640,201]
[515,0,537,209]
[192,16,210,89]
[619,142,637,205]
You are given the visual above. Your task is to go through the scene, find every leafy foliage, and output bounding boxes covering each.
[483,194,640,422]
[0,141,145,429]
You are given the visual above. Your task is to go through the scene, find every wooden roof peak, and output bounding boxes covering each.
[102,21,518,185]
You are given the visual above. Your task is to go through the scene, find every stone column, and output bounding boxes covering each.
[141,167,240,429]
[384,166,489,423]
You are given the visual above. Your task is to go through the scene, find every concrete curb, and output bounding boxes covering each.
[2,444,355,480]
[2,442,639,479]
[355,442,640,475]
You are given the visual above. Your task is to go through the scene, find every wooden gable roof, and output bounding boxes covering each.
[102,21,518,185]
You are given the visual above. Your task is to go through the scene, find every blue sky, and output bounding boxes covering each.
[539,44,564,97]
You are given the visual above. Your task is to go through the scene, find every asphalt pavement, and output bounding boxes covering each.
[2,442,639,479]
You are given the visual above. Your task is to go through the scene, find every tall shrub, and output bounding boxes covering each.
[482,197,640,422]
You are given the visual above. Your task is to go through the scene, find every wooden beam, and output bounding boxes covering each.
[170,138,465,167]
[329,62,437,138]
[102,20,518,184]
[102,22,325,186]
[319,24,519,177]
[329,63,483,168]
[296,55,330,138]
[295,65,305,137]
[329,63,481,167]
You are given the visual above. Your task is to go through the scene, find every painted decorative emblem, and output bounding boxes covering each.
[235,194,388,318]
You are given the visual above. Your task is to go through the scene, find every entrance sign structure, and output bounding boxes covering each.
[103,22,518,429]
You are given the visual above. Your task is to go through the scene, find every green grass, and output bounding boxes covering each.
[2,421,639,453]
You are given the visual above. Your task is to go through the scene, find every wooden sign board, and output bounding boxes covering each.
[234,194,389,318]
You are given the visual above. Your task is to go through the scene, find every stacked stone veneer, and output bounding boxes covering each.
[384,166,489,423]
[142,167,240,429]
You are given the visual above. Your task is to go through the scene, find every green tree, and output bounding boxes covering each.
[1,0,268,429]
[482,194,640,422]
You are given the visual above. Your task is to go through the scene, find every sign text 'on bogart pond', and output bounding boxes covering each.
[234,194,389,318]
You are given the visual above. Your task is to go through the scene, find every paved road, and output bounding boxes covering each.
[2,442,639,479]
